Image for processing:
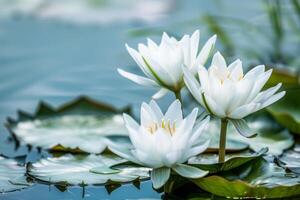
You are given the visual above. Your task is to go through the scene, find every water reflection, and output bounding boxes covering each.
[0,0,174,24]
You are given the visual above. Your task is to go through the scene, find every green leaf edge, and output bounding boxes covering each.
[193,174,300,199]
[190,147,268,173]
[26,161,150,188]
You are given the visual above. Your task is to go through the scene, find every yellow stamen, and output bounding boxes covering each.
[147,119,176,135]
[238,75,243,80]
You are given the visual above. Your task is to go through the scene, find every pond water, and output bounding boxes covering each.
[0,0,295,199]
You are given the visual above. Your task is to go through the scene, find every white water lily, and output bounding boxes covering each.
[118,30,216,99]
[108,100,210,188]
[183,52,286,120]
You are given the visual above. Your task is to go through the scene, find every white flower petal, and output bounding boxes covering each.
[149,100,164,119]
[141,102,158,127]
[190,116,210,145]
[246,69,272,102]
[217,79,235,113]
[123,113,140,131]
[125,44,153,78]
[152,88,169,99]
[161,32,172,44]
[229,103,259,119]
[228,59,243,81]
[253,83,282,103]
[183,108,198,134]
[227,78,253,112]
[123,114,150,152]
[190,30,200,60]
[211,51,227,73]
[117,69,158,87]
[183,67,204,105]
[257,91,286,111]
[154,129,172,149]
[198,66,210,92]
[244,65,265,80]
[204,94,226,117]
[180,34,191,68]
[165,150,183,167]
[185,140,210,158]
[108,144,143,165]
[197,34,217,66]
[132,149,162,168]
[172,164,208,179]
[138,44,176,86]
[164,99,183,121]
[147,38,158,50]
[172,108,198,149]
[151,167,170,189]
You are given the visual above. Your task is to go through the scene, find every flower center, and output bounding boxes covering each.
[147,119,176,135]
[219,72,244,84]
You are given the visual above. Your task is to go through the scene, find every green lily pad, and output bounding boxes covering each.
[206,116,294,155]
[268,89,300,134]
[278,144,300,174]
[205,140,249,153]
[6,96,130,154]
[0,156,31,193]
[27,154,151,186]
[188,148,267,173]
[193,157,300,199]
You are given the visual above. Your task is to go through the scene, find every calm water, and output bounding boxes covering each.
[0,0,275,199]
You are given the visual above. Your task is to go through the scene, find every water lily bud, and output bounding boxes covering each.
[118,30,216,99]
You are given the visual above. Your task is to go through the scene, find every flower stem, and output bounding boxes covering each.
[219,118,228,163]
[174,90,182,103]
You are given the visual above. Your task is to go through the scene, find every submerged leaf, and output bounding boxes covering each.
[6,96,130,154]
[28,154,150,186]
[0,156,31,193]
[193,158,300,198]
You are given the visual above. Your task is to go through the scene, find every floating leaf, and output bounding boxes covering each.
[189,148,267,173]
[0,156,31,193]
[206,140,249,153]
[268,89,300,134]
[172,164,208,179]
[278,143,300,174]
[193,158,300,199]
[6,96,130,154]
[27,154,150,186]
